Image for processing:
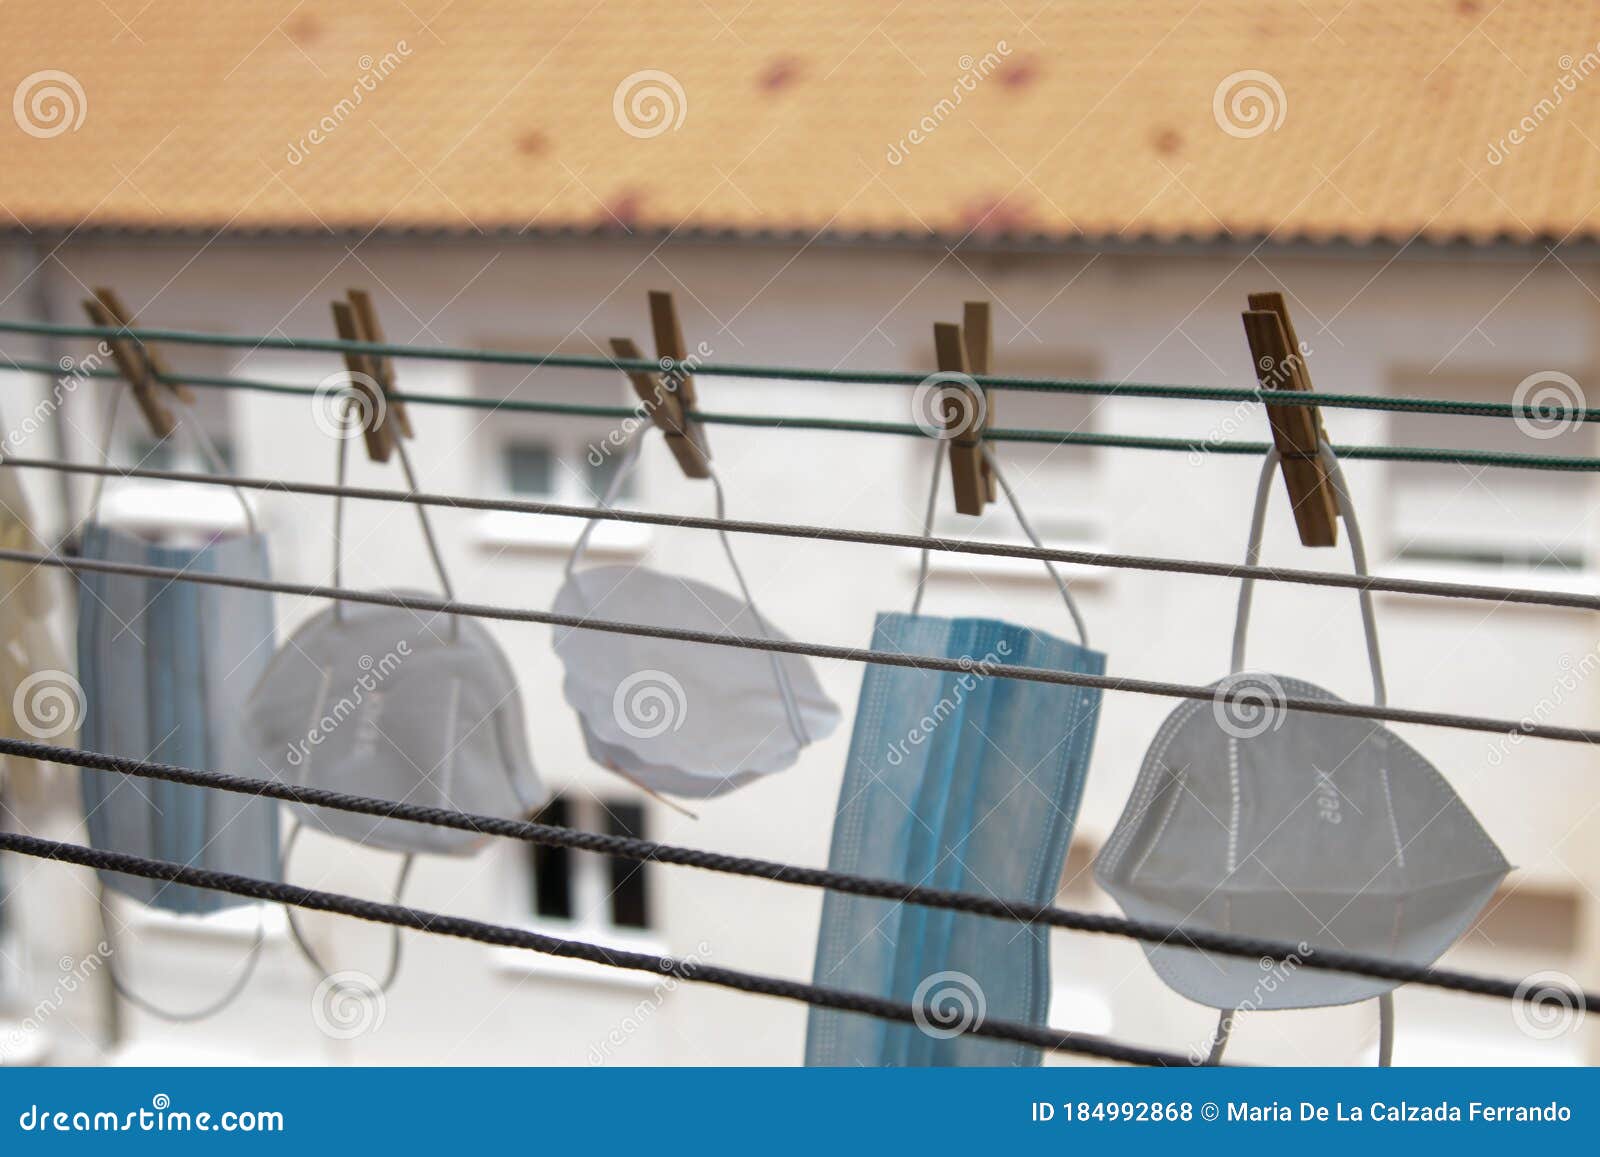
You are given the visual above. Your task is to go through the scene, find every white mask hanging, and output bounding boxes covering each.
[1095,443,1510,1064]
[551,427,840,799]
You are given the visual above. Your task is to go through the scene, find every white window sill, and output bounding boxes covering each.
[473,510,651,557]
[491,924,668,991]
[97,483,254,538]
[1379,560,1600,601]
[116,899,287,944]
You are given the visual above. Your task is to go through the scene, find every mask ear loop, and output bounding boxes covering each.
[83,383,268,1021]
[294,400,452,991]
[563,427,813,773]
[87,386,259,535]
[1209,440,1394,1067]
[909,442,1090,647]
[280,822,412,992]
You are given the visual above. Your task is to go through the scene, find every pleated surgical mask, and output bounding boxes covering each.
[1094,444,1510,1064]
[75,388,280,1020]
[806,445,1104,1067]
[552,429,840,799]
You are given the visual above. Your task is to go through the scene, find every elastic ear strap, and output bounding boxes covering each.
[564,429,649,579]
[909,446,943,616]
[280,822,411,993]
[96,881,266,1023]
[87,388,258,534]
[984,447,1089,647]
[1230,444,1386,707]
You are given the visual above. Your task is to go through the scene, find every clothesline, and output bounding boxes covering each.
[6,455,1596,612]
[0,831,1190,1068]
[5,732,1589,1016]
[2,542,1595,746]
[1,316,1595,425]
[2,352,1591,472]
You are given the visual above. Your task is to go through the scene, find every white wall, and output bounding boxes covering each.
[0,236,1596,1066]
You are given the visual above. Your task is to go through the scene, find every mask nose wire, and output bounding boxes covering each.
[909,440,1090,649]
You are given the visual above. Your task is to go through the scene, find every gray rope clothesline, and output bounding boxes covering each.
[0,830,1191,1068]
[3,352,1593,473]
[0,316,1591,424]
[4,733,1589,1016]
[3,543,1597,745]
[6,455,1597,611]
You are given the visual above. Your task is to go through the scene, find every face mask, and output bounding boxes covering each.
[243,598,542,855]
[552,432,839,799]
[240,422,543,989]
[1095,445,1510,1062]
[74,390,280,1021]
[76,397,280,917]
[806,447,1104,1067]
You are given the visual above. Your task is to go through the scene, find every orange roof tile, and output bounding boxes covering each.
[3,1,1599,245]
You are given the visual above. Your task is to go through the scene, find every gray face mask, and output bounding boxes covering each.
[1095,445,1510,1063]
[552,431,839,800]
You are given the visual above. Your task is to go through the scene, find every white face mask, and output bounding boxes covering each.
[1095,447,1510,1046]
[551,431,840,799]
[243,597,543,856]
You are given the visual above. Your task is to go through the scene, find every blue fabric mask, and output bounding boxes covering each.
[77,523,281,915]
[806,447,1104,1067]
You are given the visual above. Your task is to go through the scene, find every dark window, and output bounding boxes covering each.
[529,797,573,920]
[604,802,650,929]
[504,441,556,496]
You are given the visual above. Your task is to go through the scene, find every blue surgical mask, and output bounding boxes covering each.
[76,403,280,917]
[806,447,1104,1067]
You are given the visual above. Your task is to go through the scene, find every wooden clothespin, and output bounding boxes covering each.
[330,290,412,463]
[933,319,988,516]
[1240,291,1338,547]
[82,286,195,439]
[607,290,711,479]
[962,301,997,504]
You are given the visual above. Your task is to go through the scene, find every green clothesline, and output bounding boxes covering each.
[0,316,1592,422]
[0,344,1595,474]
